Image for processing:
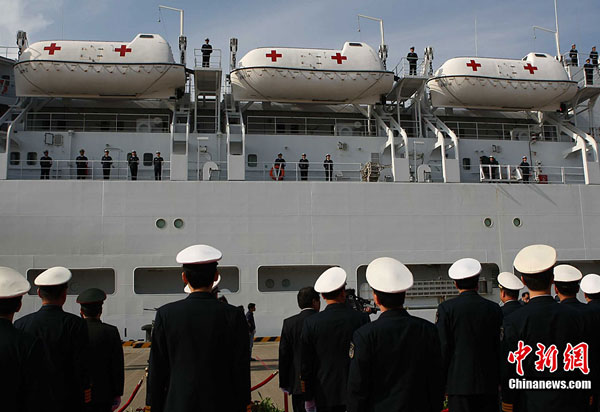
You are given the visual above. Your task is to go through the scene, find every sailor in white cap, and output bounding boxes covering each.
[323,153,333,181]
[553,264,585,307]
[299,153,309,180]
[347,258,443,412]
[501,245,587,412]
[581,273,600,301]
[153,151,163,180]
[436,258,503,412]
[497,272,525,317]
[14,267,91,412]
[146,245,251,412]
[300,267,369,412]
[0,267,52,412]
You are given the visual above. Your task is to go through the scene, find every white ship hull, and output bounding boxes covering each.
[230,67,394,104]
[14,61,186,99]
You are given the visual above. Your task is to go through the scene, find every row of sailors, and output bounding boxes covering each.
[2,243,600,412]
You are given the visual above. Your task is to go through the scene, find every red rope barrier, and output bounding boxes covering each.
[250,370,279,392]
[117,376,144,412]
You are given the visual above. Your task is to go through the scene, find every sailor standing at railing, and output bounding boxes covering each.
[590,46,598,68]
[153,151,163,181]
[569,44,579,67]
[128,151,139,181]
[299,153,309,181]
[274,153,286,180]
[323,154,333,182]
[101,150,113,180]
[201,38,212,68]
[407,47,418,76]
[76,149,88,179]
[40,149,52,180]
[584,59,594,85]
[519,156,531,183]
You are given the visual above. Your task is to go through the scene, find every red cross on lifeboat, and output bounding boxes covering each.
[466,59,482,71]
[43,43,61,55]
[265,50,282,62]
[115,45,132,57]
[523,63,538,74]
[331,52,347,64]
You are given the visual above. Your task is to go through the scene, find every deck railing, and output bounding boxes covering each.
[479,164,585,184]
[24,112,171,133]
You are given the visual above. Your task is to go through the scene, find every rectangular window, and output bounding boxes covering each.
[27,152,38,166]
[9,152,20,165]
[247,154,258,167]
[134,266,240,294]
[258,265,335,292]
[143,153,153,166]
[26,268,115,295]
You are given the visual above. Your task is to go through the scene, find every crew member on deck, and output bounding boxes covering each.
[246,303,257,361]
[436,258,503,412]
[40,150,52,180]
[128,150,139,180]
[15,267,91,412]
[146,245,250,412]
[569,44,579,66]
[407,47,418,76]
[489,155,499,180]
[301,267,369,412]
[76,149,88,179]
[0,267,51,412]
[581,274,600,411]
[299,153,309,181]
[279,287,321,412]
[584,58,594,85]
[347,258,443,412]
[498,272,524,317]
[77,288,124,412]
[323,154,333,181]
[101,150,112,180]
[590,46,598,67]
[519,155,530,183]
[153,151,163,181]
[202,38,213,68]
[274,153,286,180]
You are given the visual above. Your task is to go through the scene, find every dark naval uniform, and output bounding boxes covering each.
[40,154,52,179]
[128,154,139,180]
[76,155,88,179]
[279,308,318,412]
[146,292,250,412]
[153,155,163,180]
[407,51,418,75]
[85,318,124,412]
[299,157,309,180]
[502,296,587,412]
[586,300,600,410]
[301,302,369,411]
[501,300,522,317]
[101,155,112,180]
[323,158,333,181]
[436,290,503,412]
[0,318,52,412]
[15,305,90,412]
[347,308,443,412]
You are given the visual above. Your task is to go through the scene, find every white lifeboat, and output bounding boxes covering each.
[14,34,186,99]
[230,42,394,104]
[427,53,578,111]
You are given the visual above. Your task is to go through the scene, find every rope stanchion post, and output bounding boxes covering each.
[250,370,279,392]
[117,376,144,412]
[284,392,289,412]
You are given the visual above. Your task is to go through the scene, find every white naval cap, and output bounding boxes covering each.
[449,258,482,280]
[176,244,222,265]
[513,244,556,274]
[314,267,346,293]
[0,267,31,298]
[184,274,221,293]
[553,264,583,283]
[498,272,524,291]
[366,257,413,293]
[34,266,72,286]
[581,274,600,295]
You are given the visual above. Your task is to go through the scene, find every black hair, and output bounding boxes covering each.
[39,284,68,301]
[522,291,530,297]
[502,288,519,300]
[322,287,344,301]
[297,287,319,309]
[518,268,553,291]
[0,296,22,316]
[373,290,405,309]
[248,303,256,310]
[81,302,102,318]
[183,262,218,289]
[455,276,479,290]
[554,281,580,297]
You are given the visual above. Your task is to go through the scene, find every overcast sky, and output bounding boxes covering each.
[1,0,598,69]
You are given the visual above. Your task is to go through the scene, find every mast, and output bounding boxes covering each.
[159,5,186,66]
[357,14,388,69]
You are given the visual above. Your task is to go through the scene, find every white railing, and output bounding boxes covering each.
[0,46,18,60]
[246,116,378,136]
[440,121,560,141]
[479,164,585,184]
[7,159,170,181]
[393,57,431,78]
[24,112,171,133]
[193,48,222,69]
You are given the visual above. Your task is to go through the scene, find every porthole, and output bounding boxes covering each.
[155,218,166,229]
[483,217,494,228]
[174,218,184,229]
[282,279,291,288]
[265,279,275,289]
[513,217,522,227]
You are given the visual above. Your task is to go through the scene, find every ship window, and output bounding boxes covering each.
[134,266,240,294]
[349,43,363,47]
[258,265,336,292]
[462,157,471,170]
[27,152,37,166]
[26,268,116,295]
[247,154,258,167]
[143,153,153,166]
[9,152,20,165]
[534,54,547,58]
[140,34,154,39]
[356,263,500,298]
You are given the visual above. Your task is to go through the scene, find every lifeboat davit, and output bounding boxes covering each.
[14,34,186,99]
[230,42,394,104]
[427,52,578,111]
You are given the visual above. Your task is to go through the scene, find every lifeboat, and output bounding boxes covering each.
[427,52,578,111]
[230,42,394,104]
[14,34,186,99]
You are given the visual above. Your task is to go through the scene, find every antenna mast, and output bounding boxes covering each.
[532,0,561,59]
[357,14,388,69]
[158,5,186,66]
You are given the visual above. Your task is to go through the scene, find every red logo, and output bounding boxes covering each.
[508,340,532,376]
[508,341,590,375]
[534,344,558,373]
[564,343,590,375]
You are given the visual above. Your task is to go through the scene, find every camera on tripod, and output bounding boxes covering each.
[345,288,379,314]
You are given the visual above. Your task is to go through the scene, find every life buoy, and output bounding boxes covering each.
[269,167,285,180]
